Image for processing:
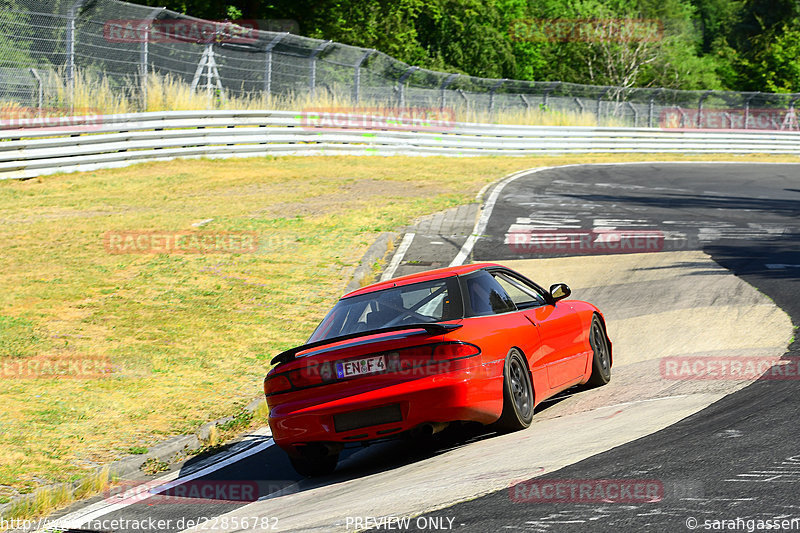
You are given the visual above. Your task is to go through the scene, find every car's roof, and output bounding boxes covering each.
[343,262,501,299]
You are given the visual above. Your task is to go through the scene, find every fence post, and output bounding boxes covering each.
[263,32,288,98]
[396,66,419,108]
[744,93,756,129]
[140,7,165,111]
[542,82,560,109]
[489,79,505,113]
[596,87,611,121]
[30,68,43,110]
[308,41,331,98]
[353,49,375,104]
[626,101,638,127]
[440,73,458,111]
[648,88,663,128]
[65,0,87,111]
[786,95,800,130]
[697,90,712,128]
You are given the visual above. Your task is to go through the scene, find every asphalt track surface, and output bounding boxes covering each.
[43,163,799,533]
[410,163,800,531]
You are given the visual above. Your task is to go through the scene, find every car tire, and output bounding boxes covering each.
[289,452,339,477]
[494,348,535,432]
[586,315,612,387]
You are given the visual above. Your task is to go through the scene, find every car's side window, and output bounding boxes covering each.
[462,270,516,317]
[492,272,547,309]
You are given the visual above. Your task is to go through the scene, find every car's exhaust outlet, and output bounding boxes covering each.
[296,442,343,459]
[414,422,449,437]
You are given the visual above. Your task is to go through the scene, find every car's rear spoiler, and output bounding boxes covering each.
[270,323,463,366]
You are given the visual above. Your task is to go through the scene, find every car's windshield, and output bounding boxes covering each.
[308,277,462,342]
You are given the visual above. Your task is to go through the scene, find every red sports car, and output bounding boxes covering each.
[264,263,612,476]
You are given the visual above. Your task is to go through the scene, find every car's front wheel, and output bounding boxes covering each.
[586,315,612,387]
[494,348,535,432]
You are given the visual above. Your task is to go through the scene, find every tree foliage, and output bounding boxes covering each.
[125,0,800,92]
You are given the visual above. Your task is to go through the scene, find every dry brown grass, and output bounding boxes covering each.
[3,69,623,127]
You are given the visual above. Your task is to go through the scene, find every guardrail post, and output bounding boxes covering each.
[263,33,288,98]
[439,73,458,111]
[353,49,375,104]
[30,68,43,110]
[65,0,87,111]
[489,79,505,113]
[308,41,331,98]
[396,66,419,107]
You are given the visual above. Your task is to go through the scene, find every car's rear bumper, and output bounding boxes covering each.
[268,364,503,450]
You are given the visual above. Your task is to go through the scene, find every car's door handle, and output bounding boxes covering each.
[524,315,538,327]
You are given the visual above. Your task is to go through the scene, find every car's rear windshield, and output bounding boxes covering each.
[308,276,463,342]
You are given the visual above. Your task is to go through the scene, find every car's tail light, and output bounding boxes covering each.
[287,362,333,388]
[433,342,481,359]
[264,374,292,396]
[386,342,481,377]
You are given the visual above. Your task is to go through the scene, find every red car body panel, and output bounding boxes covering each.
[264,263,611,455]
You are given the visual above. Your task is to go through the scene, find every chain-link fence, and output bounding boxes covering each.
[2,0,800,128]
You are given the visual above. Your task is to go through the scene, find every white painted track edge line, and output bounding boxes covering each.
[42,440,274,531]
[450,167,554,267]
[380,232,415,281]
[449,160,800,267]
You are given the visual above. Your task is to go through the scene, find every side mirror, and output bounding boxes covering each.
[549,283,571,302]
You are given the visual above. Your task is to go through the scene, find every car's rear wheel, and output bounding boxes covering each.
[290,453,339,477]
[494,348,534,432]
[586,315,612,387]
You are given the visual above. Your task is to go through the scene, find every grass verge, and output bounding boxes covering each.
[0,153,798,519]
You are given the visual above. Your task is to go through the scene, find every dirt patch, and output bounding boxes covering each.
[253,179,442,218]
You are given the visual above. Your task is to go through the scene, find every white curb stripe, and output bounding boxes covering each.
[380,232,416,281]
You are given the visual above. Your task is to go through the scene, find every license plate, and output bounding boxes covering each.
[336,355,386,379]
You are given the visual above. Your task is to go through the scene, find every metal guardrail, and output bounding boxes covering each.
[2,110,800,180]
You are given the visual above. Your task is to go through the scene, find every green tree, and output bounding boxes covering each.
[0,0,37,69]
[728,0,800,91]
